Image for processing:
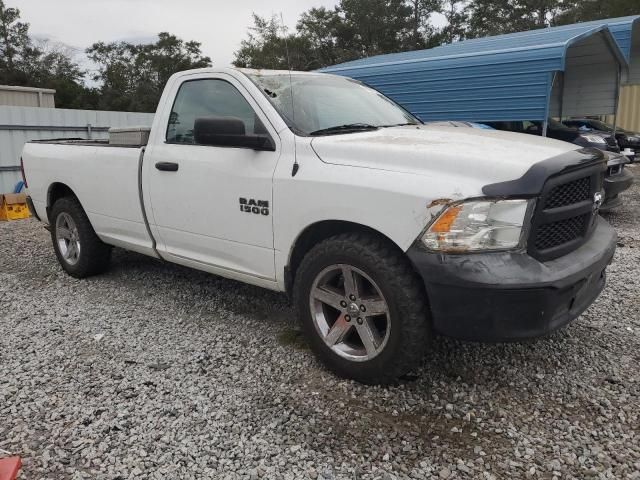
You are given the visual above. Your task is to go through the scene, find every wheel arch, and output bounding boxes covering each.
[46,182,79,222]
[285,220,409,297]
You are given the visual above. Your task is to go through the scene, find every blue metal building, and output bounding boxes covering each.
[548,16,640,84]
[321,17,639,126]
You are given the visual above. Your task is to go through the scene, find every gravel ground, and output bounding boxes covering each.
[1,166,639,480]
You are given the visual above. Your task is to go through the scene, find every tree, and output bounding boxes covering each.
[30,40,98,109]
[555,0,640,25]
[233,1,444,71]
[464,0,640,38]
[336,0,414,57]
[0,0,37,84]
[297,8,344,67]
[405,0,442,49]
[465,0,567,38]
[434,0,469,44]
[87,33,212,112]
[233,14,317,70]
[0,0,95,108]
[466,0,524,38]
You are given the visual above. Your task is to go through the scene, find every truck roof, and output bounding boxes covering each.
[172,67,333,79]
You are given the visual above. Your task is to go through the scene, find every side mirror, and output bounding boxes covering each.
[193,116,275,151]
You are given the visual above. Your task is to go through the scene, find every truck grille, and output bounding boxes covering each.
[545,177,590,209]
[534,214,590,251]
[528,163,605,261]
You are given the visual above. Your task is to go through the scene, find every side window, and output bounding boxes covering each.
[166,79,257,144]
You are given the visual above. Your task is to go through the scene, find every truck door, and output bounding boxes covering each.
[143,75,280,283]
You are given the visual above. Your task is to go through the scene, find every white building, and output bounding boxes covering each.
[0,85,56,108]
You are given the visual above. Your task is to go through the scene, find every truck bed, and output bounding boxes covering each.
[30,126,151,147]
[22,141,154,256]
[29,139,140,148]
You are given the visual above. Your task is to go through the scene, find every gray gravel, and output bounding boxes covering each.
[1,166,639,480]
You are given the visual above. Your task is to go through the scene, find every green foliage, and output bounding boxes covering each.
[32,42,101,109]
[233,14,317,70]
[3,0,640,111]
[233,0,443,70]
[0,0,29,79]
[87,33,212,112]
[555,0,640,25]
[0,0,93,108]
[432,0,468,44]
[337,0,414,55]
[0,0,210,111]
[234,0,640,70]
[465,0,560,38]
[297,8,345,67]
[466,0,640,38]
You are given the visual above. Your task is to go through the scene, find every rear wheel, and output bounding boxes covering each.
[294,233,430,384]
[50,197,111,278]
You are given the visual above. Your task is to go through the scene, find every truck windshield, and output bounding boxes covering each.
[244,72,420,136]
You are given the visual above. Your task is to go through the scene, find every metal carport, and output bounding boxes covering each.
[321,21,631,132]
[548,15,640,85]
[610,15,640,84]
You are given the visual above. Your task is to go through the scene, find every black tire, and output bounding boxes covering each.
[50,196,111,278]
[294,232,430,384]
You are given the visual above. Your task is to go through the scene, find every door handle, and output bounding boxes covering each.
[155,161,179,172]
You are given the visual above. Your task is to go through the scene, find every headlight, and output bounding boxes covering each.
[422,199,533,252]
[580,134,606,144]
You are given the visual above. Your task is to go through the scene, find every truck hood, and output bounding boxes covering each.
[310,125,579,185]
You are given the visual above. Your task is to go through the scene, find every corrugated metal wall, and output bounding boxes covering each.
[323,25,626,123]
[576,16,639,85]
[630,23,640,84]
[0,106,154,193]
[545,16,639,85]
[324,48,563,122]
[0,86,56,108]
[551,33,619,117]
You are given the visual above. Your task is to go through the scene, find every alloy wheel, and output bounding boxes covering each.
[309,264,391,362]
[55,212,81,265]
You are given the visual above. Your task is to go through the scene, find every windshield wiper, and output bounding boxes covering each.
[309,123,379,136]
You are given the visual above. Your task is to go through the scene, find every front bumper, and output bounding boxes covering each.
[601,168,634,212]
[407,217,616,342]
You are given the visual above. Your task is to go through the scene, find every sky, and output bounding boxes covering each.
[10,0,341,68]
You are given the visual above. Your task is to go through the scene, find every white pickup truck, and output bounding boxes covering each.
[21,68,617,384]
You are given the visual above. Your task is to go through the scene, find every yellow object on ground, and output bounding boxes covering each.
[0,193,31,221]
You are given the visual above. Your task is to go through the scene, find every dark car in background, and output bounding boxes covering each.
[600,151,635,211]
[486,118,620,152]
[563,118,640,160]
[485,119,633,211]
[426,120,495,129]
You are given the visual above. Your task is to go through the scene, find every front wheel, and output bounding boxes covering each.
[294,233,430,384]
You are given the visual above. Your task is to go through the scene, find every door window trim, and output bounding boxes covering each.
[164,77,274,150]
